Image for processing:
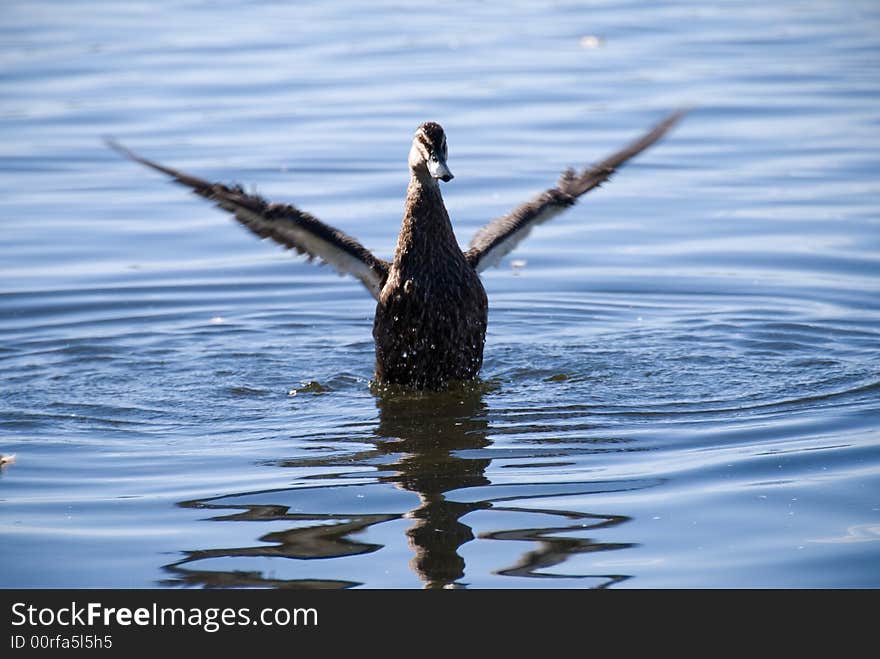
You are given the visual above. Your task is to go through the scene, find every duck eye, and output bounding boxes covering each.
[430,153,439,162]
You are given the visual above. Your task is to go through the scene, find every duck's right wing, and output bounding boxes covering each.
[107,140,390,300]
[464,110,686,273]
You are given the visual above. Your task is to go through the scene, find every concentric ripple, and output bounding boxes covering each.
[2,0,879,588]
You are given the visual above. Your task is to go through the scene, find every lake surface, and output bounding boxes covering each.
[1,0,878,588]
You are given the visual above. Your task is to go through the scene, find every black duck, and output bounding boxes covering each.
[108,111,684,389]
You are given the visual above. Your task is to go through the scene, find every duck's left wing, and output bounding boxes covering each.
[107,141,390,300]
[464,110,686,273]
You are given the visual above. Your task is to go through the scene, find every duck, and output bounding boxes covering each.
[107,110,684,389]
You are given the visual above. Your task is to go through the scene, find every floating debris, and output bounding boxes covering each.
[288,381,328,396]
[579,35,604,49]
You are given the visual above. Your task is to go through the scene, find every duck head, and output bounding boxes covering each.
[409,121,454,183]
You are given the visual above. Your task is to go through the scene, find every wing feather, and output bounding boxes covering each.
[465,110,686,272]
[107,140,389,299]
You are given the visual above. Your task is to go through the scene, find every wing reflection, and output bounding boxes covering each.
[163,501,395,588]
[484,508,631,585]
[163,384,651,588]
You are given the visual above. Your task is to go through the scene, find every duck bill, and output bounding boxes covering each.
[428,158,454,182]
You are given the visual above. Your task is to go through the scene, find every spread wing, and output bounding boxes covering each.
[464,110,686,272]
[106,140,390,300]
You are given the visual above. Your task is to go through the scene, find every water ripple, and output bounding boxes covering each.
[2,0,879,588]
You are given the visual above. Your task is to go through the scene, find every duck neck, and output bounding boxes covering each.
[393,174,461,270]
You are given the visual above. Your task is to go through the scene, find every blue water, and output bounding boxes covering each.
[1,0,878,588]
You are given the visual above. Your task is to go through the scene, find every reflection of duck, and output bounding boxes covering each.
[108,112,684,388]
[373,386,640,588]
[161,386,643,589]
[373,385,493,587]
